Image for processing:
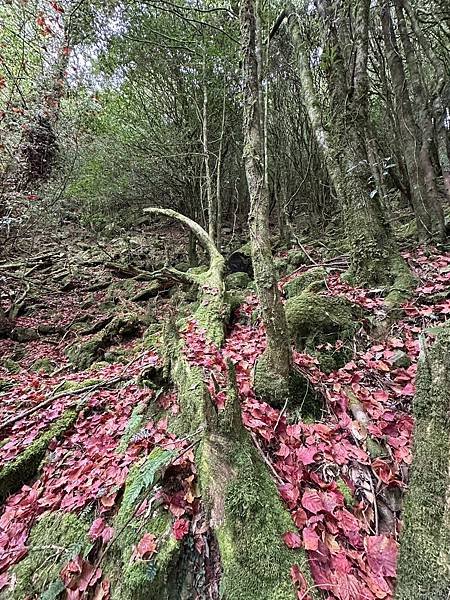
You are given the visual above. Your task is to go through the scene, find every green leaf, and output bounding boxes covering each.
[125,447,176,509]
[40,579,65,600]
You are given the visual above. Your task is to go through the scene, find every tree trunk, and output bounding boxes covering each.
[393,0,445,239]
[396,329,450,598]
[240,0,292,406]
[380,1,438,242]
[286,2,413,301]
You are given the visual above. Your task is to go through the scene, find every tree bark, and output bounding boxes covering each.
[380,1,442,241]
[393,0,445,239]
[240,0,292,406]
[396,329,450,598]
[286,2,413,299]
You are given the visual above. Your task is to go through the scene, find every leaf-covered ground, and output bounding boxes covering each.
[0,243,448,599]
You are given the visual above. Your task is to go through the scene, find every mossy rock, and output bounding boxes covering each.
[225,271,251,290]
[1,358,20,373]
[284,267,327,299]
[30,358,55,373]
[107,279,139,301]
[285,291,357,348]
[0,409,78,502]
[285,292,359,373]
[7,512,91,600]
[225,290,247,314]
[66,338,104,370]
[273,256,289,278]
[66,314,142,369]
[286,249,307,270]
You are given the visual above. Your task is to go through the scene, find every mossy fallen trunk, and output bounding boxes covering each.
[104,451,182,600]
[200,366,314,599]
[395,328,450,599]
[0,409,78,502]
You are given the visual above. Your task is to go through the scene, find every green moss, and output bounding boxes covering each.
[142,324,162,350]
[202,433,312,600]
[284,267,327,298]
[30,358,55,373]
[286,249,307,271]
[104,452,181,600]
[0,409,77,502]
[285,291,357,350]
[66,339,101,370]
[8,512,91,600]
[253,352,291,409]
[337,479,353,507]
[0,379,13,392]
[1,358,20,373]
[59,378,102,392]
[170,358,206,437]
[66,315,142,369]
[186,265,208,277]
[384,263,417,308]
[225,289,247,314]
[396,327,450,598]
[225,271,251,290]
[274,256,289,278]
[117,404,146,453]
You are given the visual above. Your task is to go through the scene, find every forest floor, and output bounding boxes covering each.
[0,226,449,599]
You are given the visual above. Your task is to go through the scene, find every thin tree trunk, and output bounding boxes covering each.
[286,2,412,298]
[202,52,216,244]
[394,0,445,239]
[380,1,435,241]
[240,0,292,406]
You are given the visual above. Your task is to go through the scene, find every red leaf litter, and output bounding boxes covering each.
[0,247,449,598]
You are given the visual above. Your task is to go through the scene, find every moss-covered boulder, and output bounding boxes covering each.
[30,358,55,373]
[225,271,251,290]
[286,249,307,271]
[225,290,247,314]
[285,291,359,372]
[1,358,20,373]
[66,314,142,369]
[7,512,91,600]
[283,267,327,298]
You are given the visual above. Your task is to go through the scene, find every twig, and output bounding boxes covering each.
[250,432,285,485]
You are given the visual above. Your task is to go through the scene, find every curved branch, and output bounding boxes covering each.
[143,207,224,274]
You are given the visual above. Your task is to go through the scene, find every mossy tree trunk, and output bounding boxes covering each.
[240,0,292,406]
[395,329,450,598]
[138,207,314,597]
[286,2,413,296]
